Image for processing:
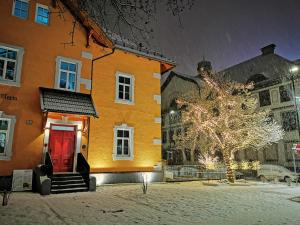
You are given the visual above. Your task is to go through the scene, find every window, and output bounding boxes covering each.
[259,90,271,107]
[55,57,81,92]
[35,4,49,25]
[0,112,16,161]
[0,44,24,86]
[162,131,167,143]
[281,111,297,131]
[115,72,134,104]
[13,0,29,19]
[279,85,292,103]
[113,125,134,160]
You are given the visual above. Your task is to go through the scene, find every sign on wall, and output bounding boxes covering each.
[12,170,33,191]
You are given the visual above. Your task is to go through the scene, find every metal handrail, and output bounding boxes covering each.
[44,152,53,178]
[76,153,90,188]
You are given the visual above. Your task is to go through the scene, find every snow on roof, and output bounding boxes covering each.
[219,53,296,84]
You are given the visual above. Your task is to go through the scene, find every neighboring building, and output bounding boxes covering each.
[220,44,300,169]
[161,70,202,165]
[0,0,174,191]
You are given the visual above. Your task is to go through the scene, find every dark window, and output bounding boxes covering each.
[259,90,271,107]
[246,74,268,84]
[117,75,132,101]
[281,111,297,131]
[116,128,131,156]
[162,131,167,143]
[169,129,174,142]
[13,0,29,19]
[279,85,292,102]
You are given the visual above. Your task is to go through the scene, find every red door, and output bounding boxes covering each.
[49,127,76,172]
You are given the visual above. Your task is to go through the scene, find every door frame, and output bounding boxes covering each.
[43,119,83,172]
[49,124,76,172]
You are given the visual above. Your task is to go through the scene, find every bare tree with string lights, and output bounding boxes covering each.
[176,71,284,183]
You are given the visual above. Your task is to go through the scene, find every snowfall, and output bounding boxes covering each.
[1,181,300,225]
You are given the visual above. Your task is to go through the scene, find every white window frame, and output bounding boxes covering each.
[55,56,82,92]
[113,124,134,160]
[0,112,16,161]
[0,43,24,87]
[12,0,29,20]
[35,3,50,25]
[115,71,135,105]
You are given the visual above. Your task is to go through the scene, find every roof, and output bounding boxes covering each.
[61,0,175,65]
[161,71,202,92]
[39,87,98,117]
[103,30,176,65]
[219,53,296,84]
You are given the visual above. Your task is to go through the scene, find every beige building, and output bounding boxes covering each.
[162,45,300,170]
[221,44,300,169]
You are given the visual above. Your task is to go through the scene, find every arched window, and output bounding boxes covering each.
[246,74,268,84]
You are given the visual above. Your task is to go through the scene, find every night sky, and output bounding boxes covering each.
[152,0,300,75]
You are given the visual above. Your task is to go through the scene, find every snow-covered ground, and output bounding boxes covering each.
[1,181,300,225]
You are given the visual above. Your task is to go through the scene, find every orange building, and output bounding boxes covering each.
[0,0,174,193]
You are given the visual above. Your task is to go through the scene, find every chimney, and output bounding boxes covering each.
[261,44,276,55]
[197,60,212,74]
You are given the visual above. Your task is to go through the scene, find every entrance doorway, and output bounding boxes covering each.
[48,125,76,172]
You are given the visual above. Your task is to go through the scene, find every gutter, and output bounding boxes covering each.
[87,47,115,160]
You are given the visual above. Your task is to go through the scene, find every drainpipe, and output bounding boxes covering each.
[90,48,115,95]
[86,48,115,161]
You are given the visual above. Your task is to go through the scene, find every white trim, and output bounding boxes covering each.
[0,43,24,87]
[81,51,93,60]
[0,112,16,161]
[12,0,29,20]
[154,117,161,124]
[43,118,82,172]
[79,78,92,90]
[115,71,135,105]
[153,73,161,79]
[113,124,134,161]
[153,95,161,104]
[153,139,162,145]
[55,56,82,92]
[35,3,50,25]
[51,125,75,131]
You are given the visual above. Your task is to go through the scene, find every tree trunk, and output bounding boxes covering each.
[2,192,8,206]
[181,149,187,164]
[223,150,235,183]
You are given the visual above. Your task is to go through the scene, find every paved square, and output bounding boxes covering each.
[1,182,300,225]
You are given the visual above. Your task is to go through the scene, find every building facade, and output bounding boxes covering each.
[0,0,174,188]
[161,71,201,165]
[221,44,300,169]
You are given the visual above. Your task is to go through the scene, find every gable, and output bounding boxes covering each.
[162,75,200,112]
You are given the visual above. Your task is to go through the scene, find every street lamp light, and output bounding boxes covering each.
[289,65,299,181]
[289,66,300,139]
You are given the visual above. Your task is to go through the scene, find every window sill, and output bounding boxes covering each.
[0,80,20,87]
[0,155,12,161]
[112,155,134,161]
[114,99,135,105]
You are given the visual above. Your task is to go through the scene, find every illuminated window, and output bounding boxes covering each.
[55,57,81,92]
[0,44,24,86]
[0,112,16,161]
[13,0,29,20]
[115,72,135,104]
[113,125,134,160]
[35,4,49,25]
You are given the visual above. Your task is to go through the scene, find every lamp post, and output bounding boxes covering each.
[289,66,299,184]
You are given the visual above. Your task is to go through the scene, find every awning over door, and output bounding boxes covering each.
[39,87,98,117]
